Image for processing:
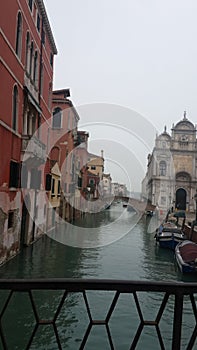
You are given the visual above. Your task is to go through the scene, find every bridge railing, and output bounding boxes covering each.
[0,279,197,349]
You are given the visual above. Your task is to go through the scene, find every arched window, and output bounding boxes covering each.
[28,0,33,11]
[29,41,34,77]
[52,107,62,128]
[159,161,166,176]
[12,85,18,131]
[33,50,38,83]
[16,12,22,58]
[40,61,44,95]
[25,32,30,72]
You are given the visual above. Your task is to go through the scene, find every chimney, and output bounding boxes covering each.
[101,150,104,158]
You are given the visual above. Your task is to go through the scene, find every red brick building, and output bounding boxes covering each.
[0,0,57,264]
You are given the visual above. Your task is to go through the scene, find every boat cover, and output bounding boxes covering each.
[179,244,197,263]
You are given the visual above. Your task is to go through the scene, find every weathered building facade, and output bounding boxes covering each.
[49,89,81,223]
[0,0,57,263]
[142,113,197,213]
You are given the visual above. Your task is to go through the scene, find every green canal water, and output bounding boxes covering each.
[0,203,197,349]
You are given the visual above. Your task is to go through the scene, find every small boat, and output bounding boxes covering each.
[175,240,197,273]
[155,222,186,250]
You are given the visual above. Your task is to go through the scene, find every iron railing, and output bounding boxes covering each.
[0,279,197,349]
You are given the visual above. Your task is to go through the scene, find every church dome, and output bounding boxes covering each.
[157,126,171,140]
[173,112,195,131]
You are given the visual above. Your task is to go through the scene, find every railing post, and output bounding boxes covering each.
[172,291,183,350]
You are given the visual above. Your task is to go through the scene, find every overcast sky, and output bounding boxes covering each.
[45,0,197,191]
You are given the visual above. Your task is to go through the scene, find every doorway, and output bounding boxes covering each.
[175,188,186,210]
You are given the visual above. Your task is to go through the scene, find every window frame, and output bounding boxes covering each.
[159,161,167,176]
[8,211,15,229]
[15,11,22,58]
[52,107,62,129]
[12,85,18,131]
[51,178,55,197]
[9,161,20,188]
[28,0,33,12]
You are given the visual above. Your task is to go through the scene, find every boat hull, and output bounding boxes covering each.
[157,235,186,250]
[175,240,197,273]
[155,225,186,251]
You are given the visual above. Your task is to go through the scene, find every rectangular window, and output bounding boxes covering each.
[40,62,44,96]
[91,166,96,170]
[37,13,40,32]
[45,174,52,191]
[28,0,33,11]
[51,178,55,196]
[42,30,45,45]
[52,108,62,129]
[8,211,15,229]
[57,180,61,196]
[9,161,20,188]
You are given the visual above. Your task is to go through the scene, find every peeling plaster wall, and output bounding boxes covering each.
[34,191,47,239]
[0,191,21,264]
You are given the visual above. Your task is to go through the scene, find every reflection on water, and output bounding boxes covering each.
[48,204,138,248]
[0,203,197,349]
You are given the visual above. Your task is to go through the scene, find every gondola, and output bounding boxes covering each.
[155,222,186,250]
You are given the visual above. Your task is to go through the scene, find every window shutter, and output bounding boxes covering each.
[45,174,52,191]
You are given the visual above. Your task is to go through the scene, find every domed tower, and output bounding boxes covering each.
[150,126,173,208]
[171,112,197,211]
[142,112,197,213]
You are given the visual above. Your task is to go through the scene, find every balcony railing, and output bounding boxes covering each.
[0,279,197,349]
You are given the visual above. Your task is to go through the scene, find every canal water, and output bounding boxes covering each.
[0,203,197,349]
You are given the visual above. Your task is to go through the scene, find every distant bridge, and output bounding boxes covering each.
[114,196,156,214]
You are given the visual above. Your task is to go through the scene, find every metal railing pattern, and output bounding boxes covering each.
[0,279,197,349]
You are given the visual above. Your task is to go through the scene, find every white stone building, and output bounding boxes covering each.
[142,113,197,213]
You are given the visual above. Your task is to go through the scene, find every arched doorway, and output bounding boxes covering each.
[175,188,186,210]
[20,195,31,247]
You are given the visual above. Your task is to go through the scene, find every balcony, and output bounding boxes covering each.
[0,279,197,349]
[21,135,46,166]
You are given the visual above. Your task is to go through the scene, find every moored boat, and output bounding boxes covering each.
[155,222,186,250]
[175,240,197,273]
